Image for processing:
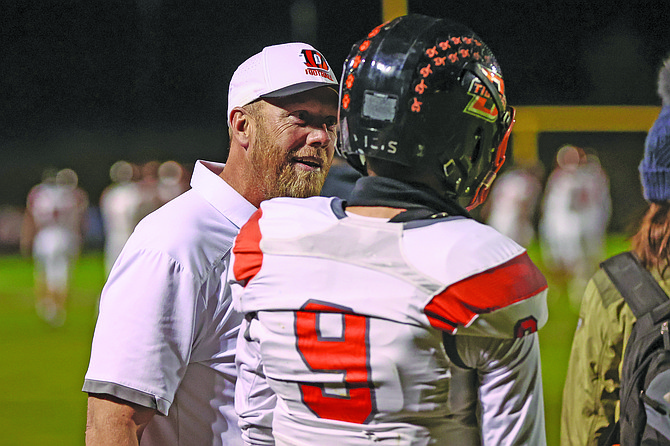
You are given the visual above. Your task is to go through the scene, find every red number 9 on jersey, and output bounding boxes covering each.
[295,301,374,424]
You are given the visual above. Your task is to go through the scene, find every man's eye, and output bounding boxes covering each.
[292,111,308,123]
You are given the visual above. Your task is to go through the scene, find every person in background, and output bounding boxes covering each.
[485,163,543,247]
[83,42,339,446]
[230,15,548,446]
[561,55,670,446]
[540,144,611,307]
[156,160,189,205]
[99,160,142,276]
[135,160,162,221]
[20,167,89,326]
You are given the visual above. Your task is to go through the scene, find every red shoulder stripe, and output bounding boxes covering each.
[232,209,263,287]
[425,252,547,332]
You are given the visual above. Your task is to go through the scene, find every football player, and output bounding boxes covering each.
[22,168,89,326]
[230,14,548,446]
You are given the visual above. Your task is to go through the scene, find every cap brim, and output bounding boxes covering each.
[262,82,338,99]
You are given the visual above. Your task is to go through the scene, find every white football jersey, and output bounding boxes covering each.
[230,196,548,446]
[28,182,87,233]
[99,181,143,274]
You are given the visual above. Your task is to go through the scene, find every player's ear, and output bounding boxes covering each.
[229,108,252,149]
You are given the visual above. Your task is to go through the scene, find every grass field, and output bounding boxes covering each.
[533,233,631,445]
[0,235,631,445]
[0,252,105,445]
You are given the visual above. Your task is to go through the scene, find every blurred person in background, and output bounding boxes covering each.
[561,55,670,446]
[135,160,163,221]
[485,163,544,247]
[99,160,142,276]
[20,167,89,326]
[156,160,190,205]
[540,144,611,307]
[83,42,339,446]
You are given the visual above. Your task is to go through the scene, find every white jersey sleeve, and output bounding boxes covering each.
[456,334,545,445]
[234,316,276,446]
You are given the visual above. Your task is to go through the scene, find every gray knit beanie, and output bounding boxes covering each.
[640,56,670,202]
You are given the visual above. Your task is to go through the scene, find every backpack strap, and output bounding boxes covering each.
[600,252,669,319]
[597,252,670,446]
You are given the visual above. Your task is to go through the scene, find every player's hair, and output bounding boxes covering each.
[632,201,670,277]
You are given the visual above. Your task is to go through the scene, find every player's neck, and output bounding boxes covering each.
[345,206,404,219]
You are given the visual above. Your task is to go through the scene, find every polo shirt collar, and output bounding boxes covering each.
[190,160,257,229]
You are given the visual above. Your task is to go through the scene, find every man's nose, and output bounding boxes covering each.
[306,123,334,147]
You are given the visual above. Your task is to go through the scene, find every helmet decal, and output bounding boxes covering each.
[415,79,427,94]
[482,66,506,108]
[340,21,391,113]
[409,34,491,116]
[411,97,423,113]
[464,66,506,122]
[342,93,351,110]
[345,74,355,89]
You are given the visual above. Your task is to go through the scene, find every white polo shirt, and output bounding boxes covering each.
[84,160,256,446]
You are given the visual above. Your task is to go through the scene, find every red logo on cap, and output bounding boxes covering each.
[301,49,335,81]
[302,49,330,71]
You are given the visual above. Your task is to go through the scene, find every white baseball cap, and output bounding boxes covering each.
[227,42,338,125]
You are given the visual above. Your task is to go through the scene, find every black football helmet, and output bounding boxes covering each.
[338,14,515,210]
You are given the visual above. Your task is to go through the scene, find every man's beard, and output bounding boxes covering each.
[249,126,331,200]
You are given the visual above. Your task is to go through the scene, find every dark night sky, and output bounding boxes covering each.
[1,0,670,206]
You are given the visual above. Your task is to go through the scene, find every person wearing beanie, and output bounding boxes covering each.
[83,42,338,446]
[640,58,670,202]
[560,56,670,446]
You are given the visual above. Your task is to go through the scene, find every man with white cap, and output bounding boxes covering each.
[83,42,338,446]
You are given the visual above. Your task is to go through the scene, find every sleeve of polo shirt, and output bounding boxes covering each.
[83,247,200,416]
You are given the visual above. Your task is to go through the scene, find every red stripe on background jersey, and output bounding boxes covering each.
[232,209,263,287]
[425,252,547,333]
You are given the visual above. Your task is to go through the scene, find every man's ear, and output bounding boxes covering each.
[229,108,252,149]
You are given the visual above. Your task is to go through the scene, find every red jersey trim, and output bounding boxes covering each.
[232,209,263,287]
[425,252,547,333]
